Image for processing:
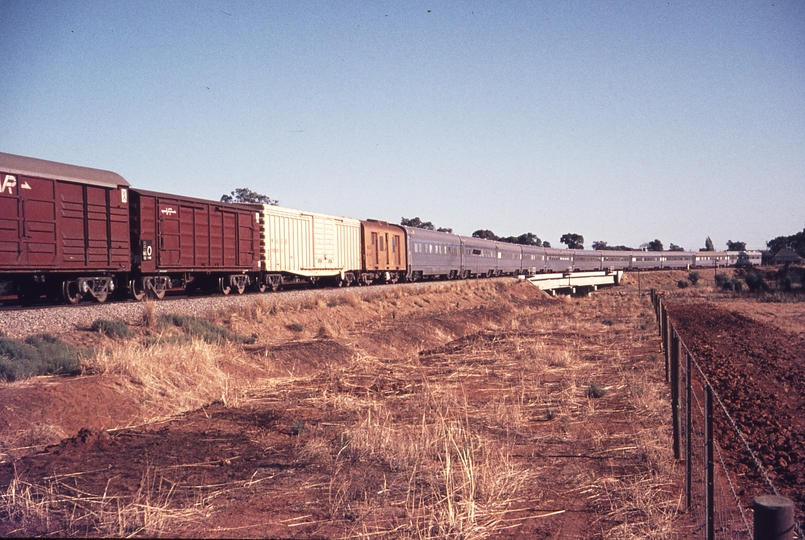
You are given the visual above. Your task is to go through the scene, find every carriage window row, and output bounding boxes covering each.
[468,248,495,257]
[413,242,459,255]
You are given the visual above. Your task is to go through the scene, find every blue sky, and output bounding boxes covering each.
[1,1,803,251]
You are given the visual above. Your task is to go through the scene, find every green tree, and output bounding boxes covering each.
[767,226,805,258]
[472,229,498,240]
[669,243,684,251]
[560,233,584,250]
[592,240,608,250]
[543,241,551,248]
[726,240,747,251]
[647,239,664,251]
[221,188,278,205]
[401,217,435,230]
[499,232,542,246]
[700,236,715,251]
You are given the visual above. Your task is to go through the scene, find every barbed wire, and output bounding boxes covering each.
[653,294,804,539]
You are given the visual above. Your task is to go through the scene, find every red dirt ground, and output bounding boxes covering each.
[665,302,805,517]
[1,276,803,538]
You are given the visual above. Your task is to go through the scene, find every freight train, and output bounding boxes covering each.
[0,152,761,304]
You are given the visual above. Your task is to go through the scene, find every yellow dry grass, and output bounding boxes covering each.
[3,277,686,538]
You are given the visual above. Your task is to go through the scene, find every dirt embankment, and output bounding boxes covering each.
[2,272,803,538]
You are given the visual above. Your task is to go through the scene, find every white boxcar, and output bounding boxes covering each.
[258,205,361,289]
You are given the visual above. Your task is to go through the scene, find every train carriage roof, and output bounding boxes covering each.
[0,152,130,189]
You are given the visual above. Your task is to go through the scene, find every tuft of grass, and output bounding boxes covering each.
[141,300,157,328]
[287,323,305,333]
[676,279,689,289]
[91,319,132,339]
[1,466,199,537]
[0,334,84,381]
[157,314,255,344]
[290,419,307,436]
[586,383,608,399]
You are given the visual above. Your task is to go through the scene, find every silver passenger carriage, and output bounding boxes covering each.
[571,250,603,271]
[521,245,547,275]
[461,236,498,278]
[495,241,524,276]
[403,226,462,280]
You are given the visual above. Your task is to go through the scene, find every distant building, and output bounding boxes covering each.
[770,248,803,265]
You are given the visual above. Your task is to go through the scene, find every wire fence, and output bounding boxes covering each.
[650,289,802,540]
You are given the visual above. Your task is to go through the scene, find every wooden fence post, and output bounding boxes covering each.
[706,385,715,540]
[686,351,692,511]
[753,495,795,540]
[671,330,680,460]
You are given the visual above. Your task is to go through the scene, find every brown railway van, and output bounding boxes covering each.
[0,152,131,303]
[128,189,260,299]
[360,219,407,283]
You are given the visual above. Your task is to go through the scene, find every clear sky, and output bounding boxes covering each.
[1,1,803,251]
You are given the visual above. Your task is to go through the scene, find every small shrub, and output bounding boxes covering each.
[715,273,731,290]
[777,274,794,291]
[157,314,255,344]
[733,280,743,292]
[688,271,700,285]
[91,319,132,339]
[287,323,305,333]
[327,299,339,308]
[0,334,83,381]
[290,419,307,436]
[745,272,767,292]
[601,318,614,326]
[586,383,607,399]
[677,279,690,289]
[142,300,157,328]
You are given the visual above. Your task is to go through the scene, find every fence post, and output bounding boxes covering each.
[753,495,795,540]
[662,305,669,382]
[706,385,715,540]
[685,351,692,511]
[671,329,681,460]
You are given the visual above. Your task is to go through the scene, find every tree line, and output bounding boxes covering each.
[219,190,800,257]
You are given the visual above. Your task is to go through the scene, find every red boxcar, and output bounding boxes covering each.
[0,152,130,303]
[128,189,260,298]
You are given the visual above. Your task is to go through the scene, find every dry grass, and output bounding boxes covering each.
[84,339,252,421]
[1,466,200,537]
[3,278,685,538]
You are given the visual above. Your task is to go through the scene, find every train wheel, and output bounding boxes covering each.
[130,279,146,301]
[254,280,267,293]
[218,277,231,295]
[62,280,82,305]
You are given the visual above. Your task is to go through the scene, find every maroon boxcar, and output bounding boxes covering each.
[0,152,131,303]
[127,189,260,298]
